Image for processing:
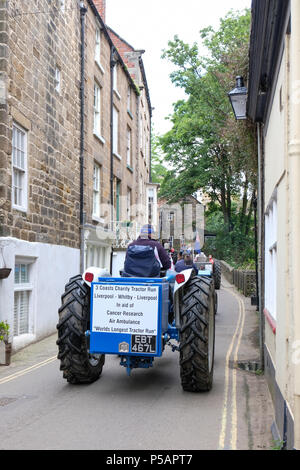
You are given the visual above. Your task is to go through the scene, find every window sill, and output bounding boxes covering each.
[92,215,105,224]
[93,132,105,145]
[113,152,122,161]
[14,284,33,292]
[12,204,27,214]
[113,89,121,100]
[126,164,133,173]
[127,109,133,119]
[263,308,276,334]
[95,60,105,74]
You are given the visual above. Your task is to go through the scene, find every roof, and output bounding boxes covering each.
[87,0,140,96]
[247,0,290,123]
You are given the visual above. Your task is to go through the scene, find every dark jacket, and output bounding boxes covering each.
[175,259,198,273]
[127,237,171,270]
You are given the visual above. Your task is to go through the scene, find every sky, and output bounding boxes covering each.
[106,0,251,136]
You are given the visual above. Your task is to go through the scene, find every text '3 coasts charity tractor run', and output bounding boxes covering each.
[56,255,219,392]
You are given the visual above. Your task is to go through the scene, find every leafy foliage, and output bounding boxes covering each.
[155,9,257,267]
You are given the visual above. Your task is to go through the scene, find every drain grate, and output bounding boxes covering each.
[237,360,261,373]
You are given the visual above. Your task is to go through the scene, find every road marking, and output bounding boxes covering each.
[231,294,245,449]
[0,356,57,385]
[218,286,245,450]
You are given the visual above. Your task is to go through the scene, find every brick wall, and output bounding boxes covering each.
[93,0,106,22]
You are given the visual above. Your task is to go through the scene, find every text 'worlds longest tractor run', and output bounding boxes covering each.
[56,254,219,392]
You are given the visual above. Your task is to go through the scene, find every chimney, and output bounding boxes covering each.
[93,0,106,23]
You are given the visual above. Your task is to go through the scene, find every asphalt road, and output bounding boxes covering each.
[0,281,274,450]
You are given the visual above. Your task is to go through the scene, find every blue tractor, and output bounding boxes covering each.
[57,262,216,392]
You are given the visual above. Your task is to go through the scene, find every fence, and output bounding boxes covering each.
[220,260,256,297]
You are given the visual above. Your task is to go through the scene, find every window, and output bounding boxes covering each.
[95,26,101,65]
[12,122,27,212]
[113,64,118,92]
[93,162,101,218]
[127,187,132,220]
[140,115,143,151]
[126,127,132,167]
[127,86,131,113]
[60,0,65,12]
[14,262,33,336]
[113,106,119,156]
[93,82,101,137]
[265,197,277,319]
[55,67,61,93]
[113,177,121,222]
[148,188,154,223]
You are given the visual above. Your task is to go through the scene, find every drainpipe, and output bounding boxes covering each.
[79,2,87,273]
[257,122,265,371]
[110,46,116,228]
[289,0,300,450]
[109,46,116,274]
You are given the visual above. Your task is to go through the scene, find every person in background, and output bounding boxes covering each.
[175,250,198,273]
[170,247,178,264]
[124,224,171,277]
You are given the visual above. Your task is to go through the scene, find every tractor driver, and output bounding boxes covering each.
[123,224,171,277]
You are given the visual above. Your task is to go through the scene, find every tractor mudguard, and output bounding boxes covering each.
[82,267,111,287]
[173,268,194,329]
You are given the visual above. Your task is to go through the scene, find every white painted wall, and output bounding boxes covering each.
[0,237,80,351]
[111,250,126,277]
[264,49,286,209]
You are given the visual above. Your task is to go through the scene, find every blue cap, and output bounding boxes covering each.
[140,224,154,235]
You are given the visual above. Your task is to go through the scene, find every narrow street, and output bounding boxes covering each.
[0,279,274,451]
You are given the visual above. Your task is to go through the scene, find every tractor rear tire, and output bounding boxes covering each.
[179,276,215,392]
[56,274,105,384]
[213,260,221,290]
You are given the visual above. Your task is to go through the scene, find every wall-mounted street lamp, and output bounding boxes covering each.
[228,76,248,120]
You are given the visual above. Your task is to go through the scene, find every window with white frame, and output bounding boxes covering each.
[95,26,101,65]
[93,162,101,218]
[93,82,101,137]
[148,188,154,224]
[60,0,65,13]
[140,115,143,152]
[144,126,147,157]
[14,261,33,336]
[113,106,119,156]
[12,122,27,212]
[127,187,132,219]
[113,64,118,92]
[127,127,132,167]
[55,67,61,93]
[127,86,131,112]
[265,197,277,319]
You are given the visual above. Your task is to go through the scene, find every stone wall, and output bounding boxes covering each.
[0,0,81,248]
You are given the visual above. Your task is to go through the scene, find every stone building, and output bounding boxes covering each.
[0,0,155,351]
[158,195,204,252]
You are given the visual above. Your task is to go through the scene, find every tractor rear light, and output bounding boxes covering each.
[84,272,94,283]
[176,273,185,284]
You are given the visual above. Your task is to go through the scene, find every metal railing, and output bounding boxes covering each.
[220,260,256,297]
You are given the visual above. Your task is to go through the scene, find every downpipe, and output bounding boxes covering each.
[79,3,87,273]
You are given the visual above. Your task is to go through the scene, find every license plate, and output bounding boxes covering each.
[131,335,156,354]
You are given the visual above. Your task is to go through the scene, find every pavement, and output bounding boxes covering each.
[219,278,275,450]
[0,278,275,450]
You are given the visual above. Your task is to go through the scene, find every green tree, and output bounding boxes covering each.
[156,9,257,264]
